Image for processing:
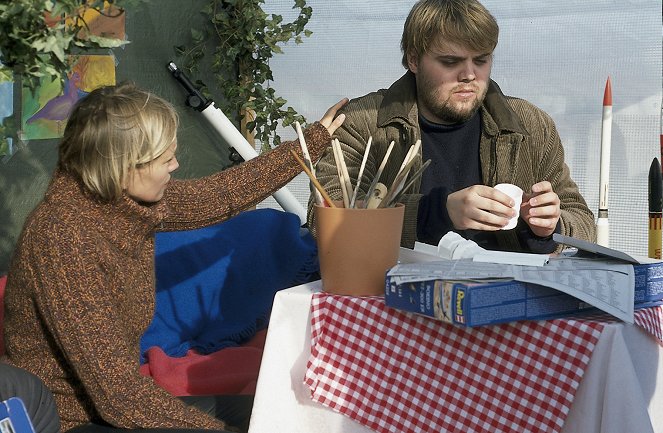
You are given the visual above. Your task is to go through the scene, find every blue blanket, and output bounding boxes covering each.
[139,209,319,363]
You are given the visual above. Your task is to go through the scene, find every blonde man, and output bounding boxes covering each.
[309,0,595,253]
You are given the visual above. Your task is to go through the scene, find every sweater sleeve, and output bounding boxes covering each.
[161,122,330,231]
[24,228,229,430]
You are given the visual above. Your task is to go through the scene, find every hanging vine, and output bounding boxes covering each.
[175,0,312,151]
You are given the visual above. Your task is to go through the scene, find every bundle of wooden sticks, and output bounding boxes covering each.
[290,121,430,209]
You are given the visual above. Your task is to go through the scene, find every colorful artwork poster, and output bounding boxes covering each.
[0,70,13,158]
[21,55,116,141]
[47,1,126,41]
[79,1,126,40]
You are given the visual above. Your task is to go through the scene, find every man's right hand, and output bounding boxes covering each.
[446,185,516,231]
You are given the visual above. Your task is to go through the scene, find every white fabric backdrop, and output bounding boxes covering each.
[257,0,662,257]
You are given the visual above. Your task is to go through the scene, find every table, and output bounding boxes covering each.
[248,281,663,433]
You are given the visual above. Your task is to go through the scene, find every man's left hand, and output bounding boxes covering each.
[520,181,560,238]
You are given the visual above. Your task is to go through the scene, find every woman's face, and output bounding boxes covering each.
[125,141,179,203]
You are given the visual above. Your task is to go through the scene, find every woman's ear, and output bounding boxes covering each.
[121,172,129,190]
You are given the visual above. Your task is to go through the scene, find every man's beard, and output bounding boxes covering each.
[417,80,486,124]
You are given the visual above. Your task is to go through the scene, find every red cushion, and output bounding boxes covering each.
[0,274,6,356]
[140,328,267,396]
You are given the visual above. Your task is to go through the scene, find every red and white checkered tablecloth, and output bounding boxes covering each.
[304,295,663,433]
[634,305,663,343]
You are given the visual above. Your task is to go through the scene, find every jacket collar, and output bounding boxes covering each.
[377,71,528,136]
[481,80,528,136]
[377,71,419,128]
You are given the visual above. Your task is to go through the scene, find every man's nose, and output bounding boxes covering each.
[458,61,476,82]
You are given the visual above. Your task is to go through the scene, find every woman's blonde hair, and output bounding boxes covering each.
[401,0,499,68]
[59,82,179,201]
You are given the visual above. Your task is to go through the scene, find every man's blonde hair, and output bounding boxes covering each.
[59,82,179,201]
[401,0,499,68]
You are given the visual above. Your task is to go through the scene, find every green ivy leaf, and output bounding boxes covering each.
[0,66,12,83]
[191,28,205,43]
[31,34,68,63]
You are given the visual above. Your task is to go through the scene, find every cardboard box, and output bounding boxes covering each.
[634,262,663,302]
[385,276,662,328]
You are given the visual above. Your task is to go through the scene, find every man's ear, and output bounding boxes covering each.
[406,52,419,74]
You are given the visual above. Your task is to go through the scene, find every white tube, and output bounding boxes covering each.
[598,104,612,212]
[596,218,609,247]
[200,102,307,224]
[597,100,612,247]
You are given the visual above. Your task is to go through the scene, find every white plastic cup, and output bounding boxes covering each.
[494,183,523,230]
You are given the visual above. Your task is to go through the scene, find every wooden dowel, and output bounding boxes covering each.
[289,149,336,208]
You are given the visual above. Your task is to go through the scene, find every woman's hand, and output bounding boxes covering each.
[318,98,348,136]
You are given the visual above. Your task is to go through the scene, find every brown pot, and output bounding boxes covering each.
[314,202,405,296]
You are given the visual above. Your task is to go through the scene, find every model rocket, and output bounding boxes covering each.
[596,77,612,247]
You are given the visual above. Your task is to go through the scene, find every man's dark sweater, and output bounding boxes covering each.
[416,112,558,253]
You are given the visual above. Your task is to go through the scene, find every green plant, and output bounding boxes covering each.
[175,0,312,151]
[0,0,130,156]
[0,0,128,92]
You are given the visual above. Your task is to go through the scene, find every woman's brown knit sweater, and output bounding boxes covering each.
[1,124,330,431]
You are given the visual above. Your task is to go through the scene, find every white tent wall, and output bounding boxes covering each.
[257,0,662,257]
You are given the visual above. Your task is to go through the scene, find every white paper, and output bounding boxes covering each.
[415,232,550,266]
[553,233,663,265]
[473,250,550,267]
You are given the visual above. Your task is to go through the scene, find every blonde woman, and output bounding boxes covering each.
[2,82,346,433]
